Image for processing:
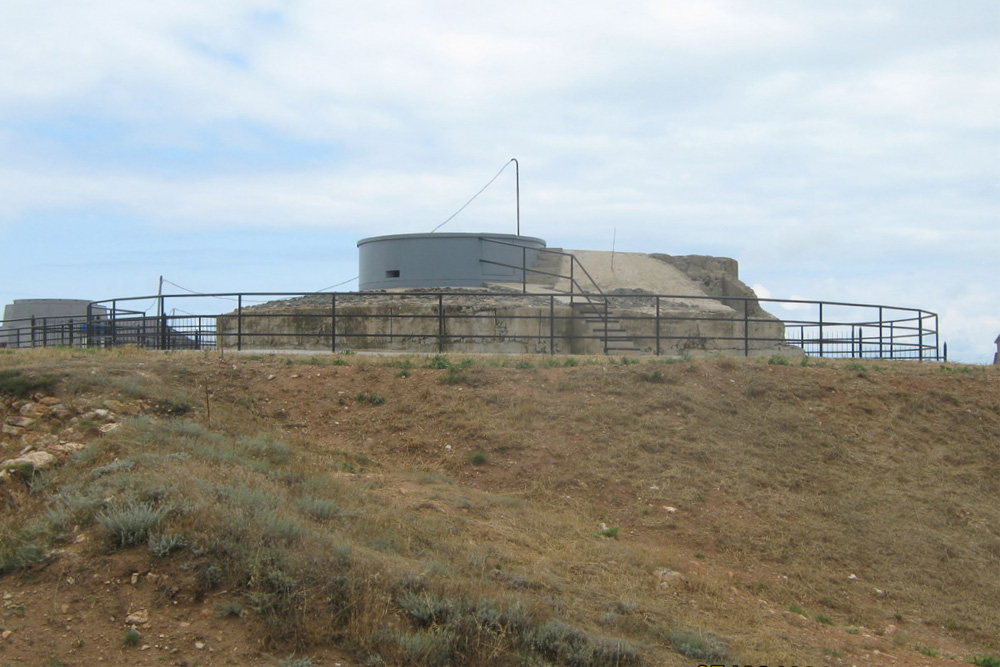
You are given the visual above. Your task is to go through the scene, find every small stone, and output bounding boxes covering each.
[125,609,150,625]
[130,573,140,585]
[5,416,35,428]
[195,640,206,650]
[19,403,45,418]
[0,450,58,472]
[99,423,120,434]
[49,442,86,456]
[92,409,111,420]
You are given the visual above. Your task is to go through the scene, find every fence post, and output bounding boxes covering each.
[237,295,243,352]
[160,295,168,350]
[437,294,444,354]
[331,293,337,353]
[549,295,555,354]
[30,316,36,348]
[818,303,824,358]
[918,314,924,361]
[68,319,74,347]
[743,300,749,357]
[111,301,118,348]
[86,304,93,348]
[655,296,661,356]
[877,307,883,359]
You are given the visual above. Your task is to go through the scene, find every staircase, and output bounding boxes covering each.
[479,239,640,354]
[525,248,564,287]
[571,301,639,354]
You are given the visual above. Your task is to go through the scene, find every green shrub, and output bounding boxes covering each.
[969,655,1000,667]
[0,541,48,574]
[597,526,619,539]
[356,391,386,406]
[296,496,341,521]
[216,600,244,618]
[469,452,488,466]
[665,627,729,662]
[122,629,142,646]
[767,355,790,365]
[148,532,185,557]
[0,369,58,397]
[97,501,167,548]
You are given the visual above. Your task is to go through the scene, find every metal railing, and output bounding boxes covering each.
[478,237,618,352]
[0,290,941,360]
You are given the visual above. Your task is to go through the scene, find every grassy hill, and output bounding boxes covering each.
[0,348,997,666]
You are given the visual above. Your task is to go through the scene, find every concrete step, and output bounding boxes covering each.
[526,249,565,286]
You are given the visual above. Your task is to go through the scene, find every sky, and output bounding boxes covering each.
[0,1,997,362]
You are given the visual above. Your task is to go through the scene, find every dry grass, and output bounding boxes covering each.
[0,348,997,665]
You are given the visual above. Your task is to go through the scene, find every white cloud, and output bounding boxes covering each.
[0,1,996,361]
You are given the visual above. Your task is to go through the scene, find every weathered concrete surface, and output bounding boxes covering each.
[216,249,793,356]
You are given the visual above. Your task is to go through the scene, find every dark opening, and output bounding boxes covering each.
[386,270,400,278]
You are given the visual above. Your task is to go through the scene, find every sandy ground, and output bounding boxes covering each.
[556,250,734,312]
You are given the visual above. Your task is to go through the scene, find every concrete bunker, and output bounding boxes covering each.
[218,234,790,356]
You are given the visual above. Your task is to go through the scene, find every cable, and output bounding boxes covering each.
[431,159,514,233]
[317,276,359,292]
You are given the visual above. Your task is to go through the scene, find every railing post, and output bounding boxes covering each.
[918,314,924,361]
[86,303,93,348]
[743,300,749,357]
[935,314,941,361]
[30,316,36,348]
[549,295,555,354]
[817,303,824,358]
[858,326,863,358]
[655,296,661,356]
[943,341,948,362]
[111,302,118,348]
[878,307,884,359]
[437,294,444,353]
[68,319,74,347]
[237,295,243,352]
[889,322,894,359]
[331,293,337,353]
[160,295,168,350]
[42,318,48,347]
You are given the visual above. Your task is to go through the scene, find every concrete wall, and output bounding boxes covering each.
[357,233,546,290]
[216,302,791,357]
[0,299,106,348]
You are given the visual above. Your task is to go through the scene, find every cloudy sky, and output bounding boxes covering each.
[1,1,997,361]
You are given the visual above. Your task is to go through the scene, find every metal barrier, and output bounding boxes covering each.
[0,290,937,360]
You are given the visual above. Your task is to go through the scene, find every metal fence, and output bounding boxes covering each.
[0,291,940,360]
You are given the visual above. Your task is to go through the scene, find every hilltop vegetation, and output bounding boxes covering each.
[0,348,997,666]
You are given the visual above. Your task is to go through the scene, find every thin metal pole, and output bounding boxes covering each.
[743,300,749,357]
[918,314,924,361]
[237,295,243,352]
[818,303,824,358]
[437,294,444,353]
[878,307,884,359]
[549,295,555,354]
[511,158,520,236]
[655,296,661,356]
[159,294,167,350]
[331,293,337,353]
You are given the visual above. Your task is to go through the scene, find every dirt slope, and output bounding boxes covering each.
[0,349,997,666]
